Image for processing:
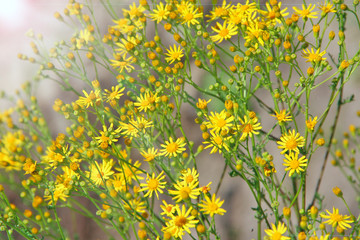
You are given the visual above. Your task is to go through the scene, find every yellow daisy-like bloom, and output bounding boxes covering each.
[119,117,153,138]
[198,193,226,217]
[271,110,292,123]
[94,123,120,148]
[140,171,166,199]
[165,45,184,64]
[44,184,69,205]
[178,3,203,27]
[277,130,305,154]
[283,152,308,177]
[123,197,146,215]
[88,159,115,186]
[320,207,354,230]
[238,115,262,141]
[318,1,336,14]
[293,4,318,19]
[206,0,232,21]
[180,168,199,185]
[306,116,318,131]
[160,200,176,217]
[210,21,238,43]
[203,131,230,154]
[196,98,211,110]
[116,159,144,185]
[169,180,200,203]
[259,2,289,24]
[302,48,326,63]
[110,53,135,73]
[111,173,128,192]
[205,110,234,134]
[76,89,101,108]
[122,2,145,20]
[163,205,199,239]
[115,36,138,55]
[309,234,330,240]
[104,86,125,104]
[244,21,265,46]
[160,137,186,157]
[140,147,160,162]
[149,2,170,23]
[264,222,291,240]
[134,90,160,112]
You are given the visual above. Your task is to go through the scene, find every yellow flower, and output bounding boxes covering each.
[264,222,291,240]
[271,109,292,123]
[123,197,146,215]
[119,117,153,138]
[205,0,232,21]
[104,86,125,104]
[169,179,200,203]
[293,4,318,19]
[140,148,160,162]
[122,2,145,19]
[302,48,326,62]
[277,130,305,154]
[238,115,262,140]
[23,159,37,175]
[160,137,186,157]
[179,168,199,185]
[196,98,211,109]
[116,159,144,185]
[140,171,166,199]
[163,205,199,239]
[211,21,238,43]
[111,174,127,192]
[88,159,115,186]
[320,207,354,230]
[94,123,120,148]
[134,90,160,112]
[259,2,289,24]
[205,110,234,134]
[149,2,170,23]
[110,53,135,73]
[198,193,226,217]
[283,152,308,177]
[318,1,336,14]
[306,116,318,131]
[76,90,101,108]
[165,45,184,64]
[44,184,69,205]
[115,36,138,55]
[160,200,176,217]
[178,2,203,27]
[244,21,265,46]
[203,131,230,154]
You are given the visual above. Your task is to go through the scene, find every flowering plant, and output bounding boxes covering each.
[2,0,360,239]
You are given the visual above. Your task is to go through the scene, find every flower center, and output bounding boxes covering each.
[184,13,194,21]
[331,213,343,222]
[147,179,159,190]
[289,160,300,170]
[242,123,253,133]
[285,138,298,150]
[166,142,178,153]
[214,136,223,145]
[174,216,187,227]
[219,29,229,38]
[208,202,218,212]
[179,186,191,199]
[272,232,282,240]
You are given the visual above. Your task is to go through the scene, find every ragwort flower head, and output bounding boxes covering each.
[277,130,305,154]
[198,193,226,217]
[264,222,291,240]
[177,2,203,27]
[211,21,238,43]
[169,179,200,203]
[302,48,326,63]
[283,152,308,177]
[165,45,184,64]
[88,159,115,186]
[149,2,170,23]
[203,131,230,154]
[271,109,292,123]
[160,137,186,158]
[320,207,354,230]
[205,110,234,134]
[293,4,318,19]
[140,171,166,199]
[238,115,262,141]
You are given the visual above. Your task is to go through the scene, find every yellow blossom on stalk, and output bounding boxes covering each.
[110,54,135,73]
[259,2,289,24]
[277,130,305,154]
[115,36,138,55]
[104,86,125,104]
[196,98,211,109]
[94,123,120,148]
[178,2,203,27]
[116,159,143,185]
[318,1,336,14]
[320,207,354,230]
[163,205,199,239]
[264,222,291,240]
[119,117,153,138]
[122,2,145,19]
[306,116,318,131]
[140,148,160,162]
[44,184,69,205]
[76,29,91,49]
[244,21,265,46]
[140,171,166,199]
[211,21,238,43]
[111,174,128,192]
[203,131,230,154]
[76,89,101,108]
[23,159,37,175]
[88,159,115,186]
[67,3,83,15]
[271,109,292,123]
[302,48,326,63]
[112,17,144,34]
[123,197,146,215]
[165,45,184,64]
[160,200,176,217]
[160,137,186,157]
[238,115,262,141]
[227,1,256,25]
[283,152,308,177]
[293,4,318,19]
[134,90,160,112]
[149,2,170,23]
[205,110,234,134]
[198,193,226,217]
[169,179,200,202]
[206,0,232,21]
[180,168,199,185]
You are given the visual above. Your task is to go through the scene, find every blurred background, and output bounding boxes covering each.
[1,1,360,239]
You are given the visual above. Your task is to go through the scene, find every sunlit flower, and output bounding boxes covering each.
[179,168,199,185]
[169,179,200,203]
[160,200,176,217]
[293,4,318,19]
[110,54,135,73]
[178,3,203,26]
[318,1,336,14]
[165,45,184,64]
[283,152,308,177]
[149,2,170,23]
[76,90,101,108]
[160,137,186,157]
[198,193,226,217]
[302,48,326,63]
[238,115,262,140]
[122,2,145,19]
[306,116,318,131]
[211,21,238,43]
[116,159,144,185]
[140,171,166,199]
[134,91,160,112]
[140,148,160,162]
[259,2,289,24]
[104,86,125,105]
[271,110,292,123]
[88,159,115,186]
[277,130,305,154]
[206,0,232,21]
[320,207,354,230]
[264,222,291,240]
[203,131,230,154]
[205,110,234,134]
